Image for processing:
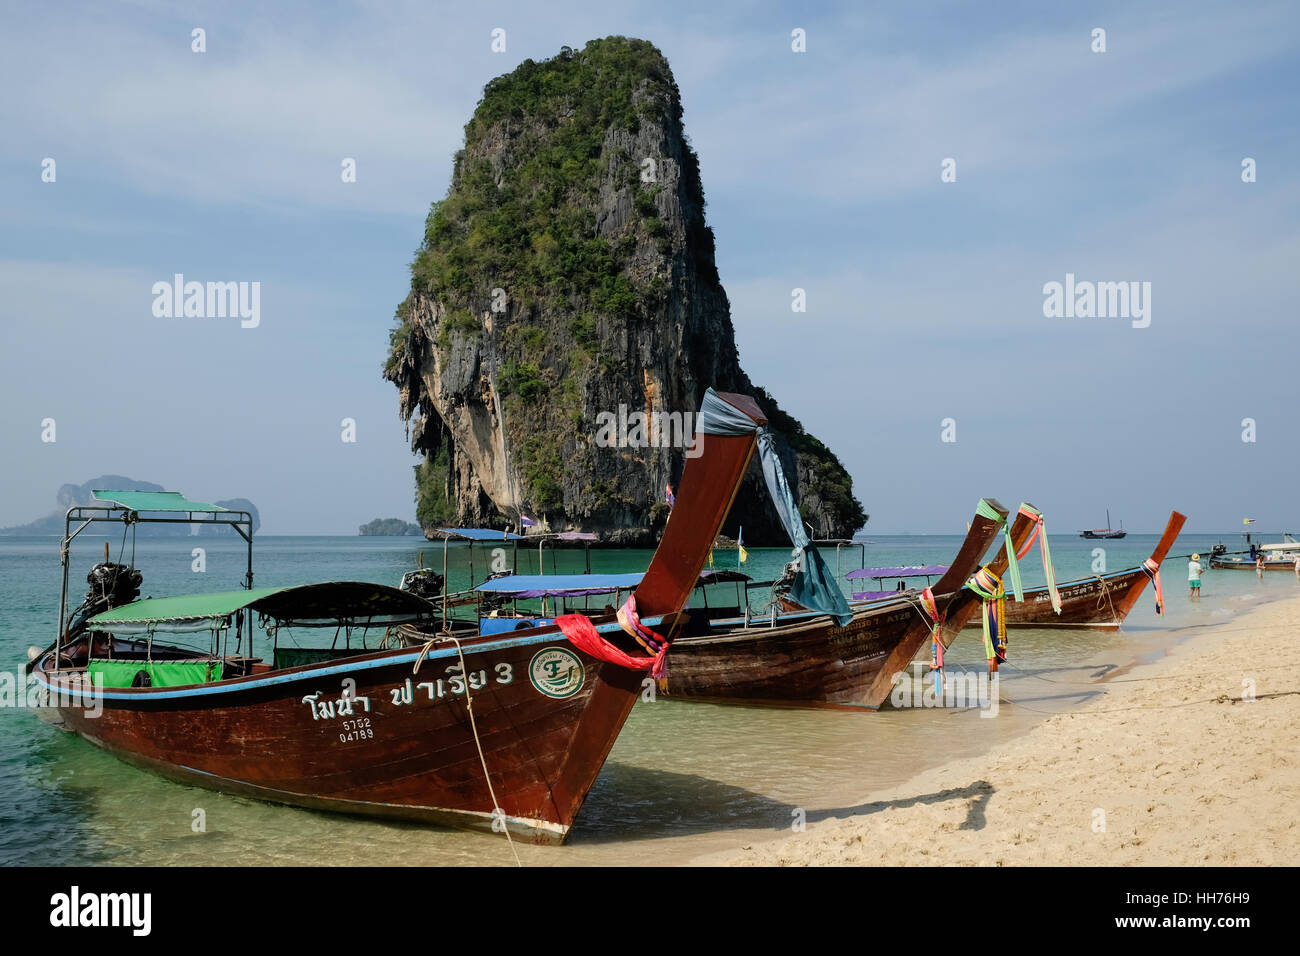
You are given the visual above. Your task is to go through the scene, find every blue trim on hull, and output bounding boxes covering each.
[35,614,666,703]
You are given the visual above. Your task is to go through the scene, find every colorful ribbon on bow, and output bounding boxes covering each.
[1003,504,1061,615]
[1140,558,1164,615]
[554,592,675,681]
[555,613,668,679]
[616,593,672,680]
[920,586,945,696]
[966,566,1007,671]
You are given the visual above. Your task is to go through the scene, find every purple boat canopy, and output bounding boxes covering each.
[851,590,909,602]
[845,564,949,580]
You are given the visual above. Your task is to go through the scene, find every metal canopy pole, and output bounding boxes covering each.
[54,509,75,672]
[441,536,449,632]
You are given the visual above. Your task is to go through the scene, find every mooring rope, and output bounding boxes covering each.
[1092,574,1118,624]
[992,689,1298,715]
[415,634,522,867]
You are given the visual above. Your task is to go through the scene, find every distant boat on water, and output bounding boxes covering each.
[1210,533,1300,571]
[1079,509,1126,539]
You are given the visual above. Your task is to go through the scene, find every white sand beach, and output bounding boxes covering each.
[707,596,1300,866]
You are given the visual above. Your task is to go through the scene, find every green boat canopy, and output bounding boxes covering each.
[86,582,434,633]
[88,587,288,628]
[92,490,230,513]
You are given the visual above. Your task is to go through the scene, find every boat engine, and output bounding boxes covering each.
[477,569,518,614]
[399,568,444,602]
[66,562,143,636]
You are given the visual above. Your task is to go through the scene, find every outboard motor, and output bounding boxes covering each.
[66,562,143,636]
[475,569,518,614]
[399,568,444,603]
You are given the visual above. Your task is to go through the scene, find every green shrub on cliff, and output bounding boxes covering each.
[391,37,688,376]
[414,446,456,529]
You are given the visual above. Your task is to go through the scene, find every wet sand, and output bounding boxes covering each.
[704,596,1300,866]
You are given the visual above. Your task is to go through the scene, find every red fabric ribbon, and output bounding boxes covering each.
[922,586,945,693]
[555,613,668,679]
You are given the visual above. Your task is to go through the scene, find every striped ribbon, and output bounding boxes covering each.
[921,586,945,695]
[1004,504,1061,614]
[1140,558,1164,615]
[974,498,1006,526]
[966,566,1007,669]
[616,593,672,680]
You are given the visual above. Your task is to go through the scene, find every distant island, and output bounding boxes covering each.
[0,475,260,536]
[359,518,422,536]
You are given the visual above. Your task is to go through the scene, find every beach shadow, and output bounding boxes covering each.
[571,763,995,844]
[824,778,992,830]
[1002,661,1118,681]
[1003,688,1106,708]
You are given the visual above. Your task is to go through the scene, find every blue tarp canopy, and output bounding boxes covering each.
[477,572,643,599]
[436,528,526,541]
[475,569,750,600]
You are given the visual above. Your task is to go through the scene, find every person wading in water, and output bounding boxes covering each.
[1188,553,1204,599]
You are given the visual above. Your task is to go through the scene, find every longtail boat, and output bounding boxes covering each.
[1210,535,1300,571]
[456,504,1048,710]
[653,498,1016,710]
[30,389,767,844]
[962,510,1187,631]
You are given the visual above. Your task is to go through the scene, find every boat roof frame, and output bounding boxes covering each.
[56,494,257,658]
[85,581,435,633]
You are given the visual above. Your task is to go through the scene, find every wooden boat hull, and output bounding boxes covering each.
[664,599,948,710]
[1210,557,1296,571]
[661,499,1021,710]
[997,566,1149,630]
[964,510,1187,631]
[35,627,641,844]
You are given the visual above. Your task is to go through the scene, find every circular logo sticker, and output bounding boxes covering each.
[528,647,586,699]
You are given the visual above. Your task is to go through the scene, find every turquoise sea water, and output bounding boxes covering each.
[1,530,1291,866]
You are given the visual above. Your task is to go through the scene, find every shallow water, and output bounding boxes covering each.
[1,530,1289,865]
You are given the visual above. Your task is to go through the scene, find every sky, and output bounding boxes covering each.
[1,0,1296,534]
